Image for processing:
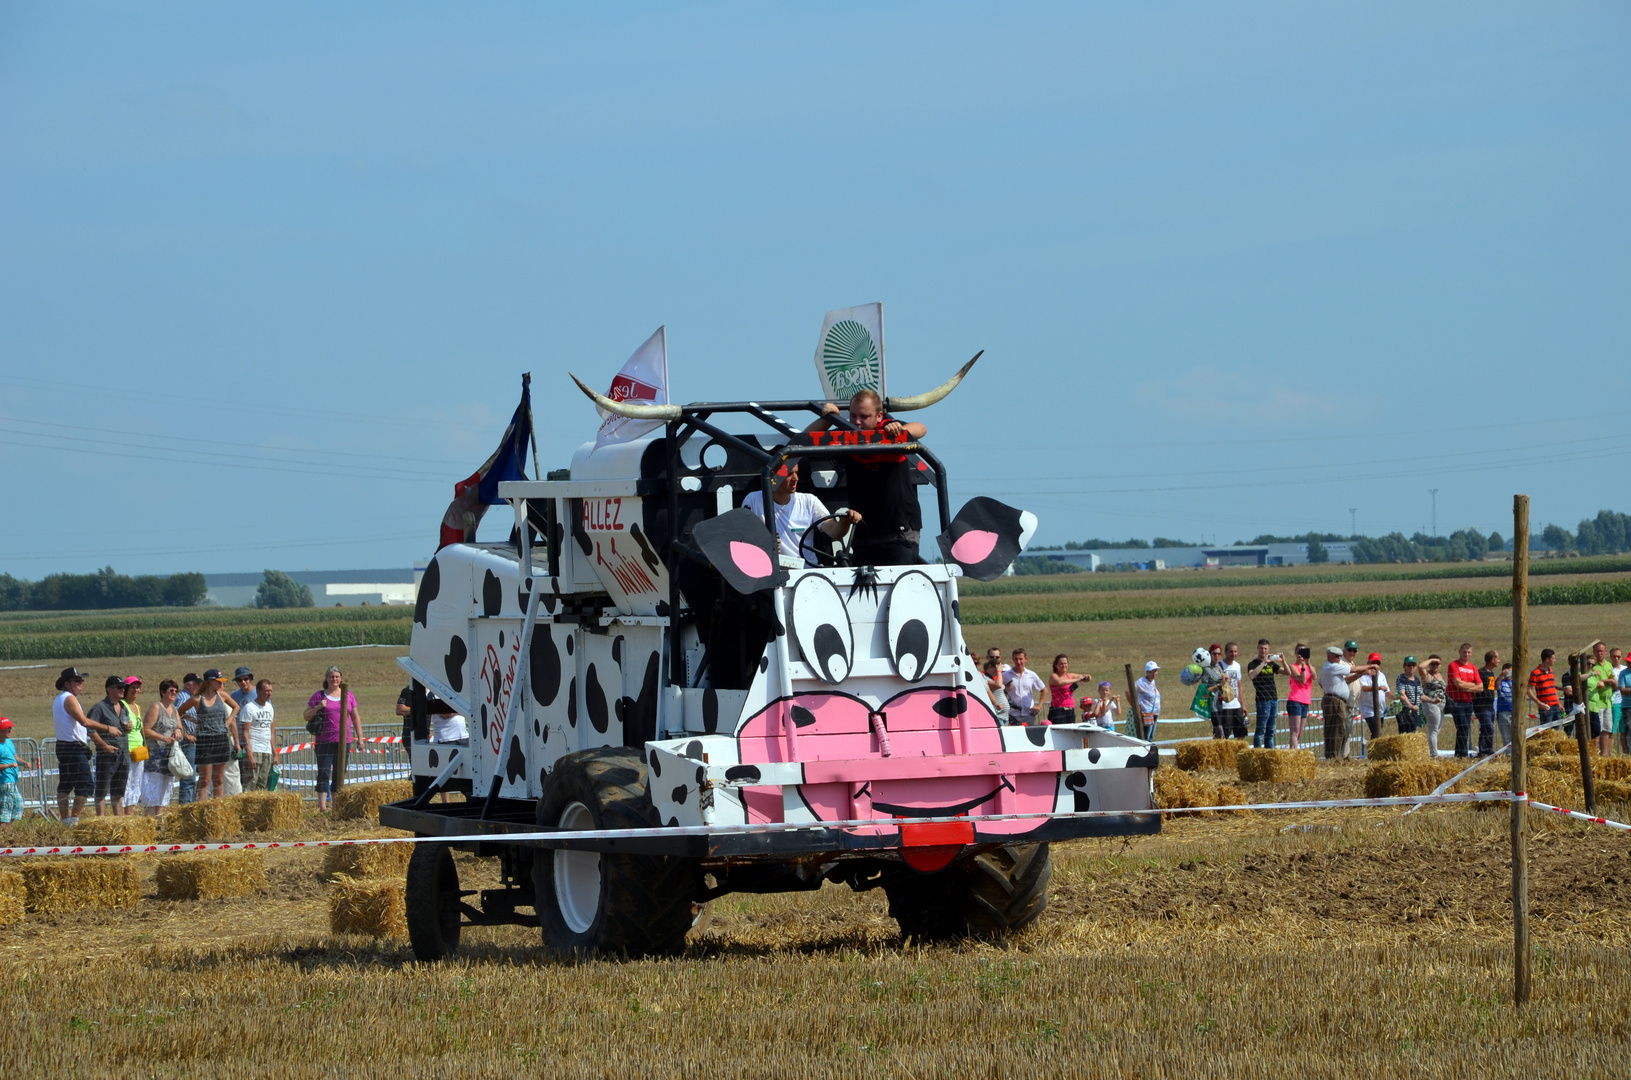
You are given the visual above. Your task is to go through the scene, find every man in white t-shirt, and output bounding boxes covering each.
[236,680,276,791]
[1355,651,1391,740]
[741,467,859,565]
[1319,645,1376,760]
[1003,648,1047,725]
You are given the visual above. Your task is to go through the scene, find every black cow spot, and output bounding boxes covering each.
[585,665,609,734]
[629,522,662,575]
[533,719,541,737]
[1074,790,1091,812]
[649,749,662,776]
[529,625,560,707]
[667,817,678,827]
[480,703,488,739]
[427,748,439,769]
[1025,724,1047,747]
[627,652,660,747]
[695,766,704,786]
[517,586,530,614]
[725,764,761,783]
[685,740,703,760]
[574,514,592,557]
[964,671,973,682]
[552,519,565,555]
[932,695,969,718]
[1125,749,1161,769]
[703,688,719,734]
[482,569,502,616]
[540,724,548,744]
[611,636,624,664]
[758,655,769,674]
[655,600,671,618]
[414,558,441,628]
[505,736,527,785]
[791,705,817,728]
[1088,748,1102,764]
[1066,771,1087,790]
[444,635,467,692]
[671,784,688,804]
[567,677,578,727]
[951,599,960,621]
[499,630,505,649]
[565,635,573,656]
[542,592,558,614]
[540,765,548,786]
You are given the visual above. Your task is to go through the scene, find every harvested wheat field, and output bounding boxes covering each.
[1,773,1628,1078]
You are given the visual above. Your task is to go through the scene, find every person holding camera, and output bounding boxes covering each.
[1283,645,1315,750]
[1245,639,1284,749]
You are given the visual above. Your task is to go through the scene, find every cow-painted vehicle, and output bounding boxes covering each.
[381,358,1160,959]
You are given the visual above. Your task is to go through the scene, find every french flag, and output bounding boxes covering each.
[439,374,535,550]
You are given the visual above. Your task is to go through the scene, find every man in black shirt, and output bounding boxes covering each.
[86,675,132,816]
[807,390,928,566]
[1245,639,1283,749]
[1474,649,1500,758]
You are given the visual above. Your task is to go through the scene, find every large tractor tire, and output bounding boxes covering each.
[405,843,462,961]
[885,843,1052,942]
[533,746,701,957]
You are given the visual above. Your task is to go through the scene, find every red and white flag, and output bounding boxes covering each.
[595,326,669,450]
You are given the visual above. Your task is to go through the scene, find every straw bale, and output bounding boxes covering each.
[1526,730,1572,756]
[1214,785,1251,814]
[237,791,303,833]
[164,799,244,843]
[321,841,413,882]
[1366,734,1428,763]
[1173,739,1241,772]
[0,870,24,927]
[154,851,267,901]
[1596,779,1631,805]
[329,877,407,938]
[1363,761,1461,799]
[71,816,157,847]
[330,780,415,822]
[20,859,141,914]
[1236,747,1317,783]
[1595,758,1631,783]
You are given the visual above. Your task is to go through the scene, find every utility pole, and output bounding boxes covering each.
[1429,489,1439,538]
[1349,508,1357,536]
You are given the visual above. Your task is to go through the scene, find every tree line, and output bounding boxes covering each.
[0,567,206,611]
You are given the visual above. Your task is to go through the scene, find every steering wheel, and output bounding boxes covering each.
[798,512,859,569]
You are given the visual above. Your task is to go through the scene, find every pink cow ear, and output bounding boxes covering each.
[937,497,1037,581]
[692,508,788,594]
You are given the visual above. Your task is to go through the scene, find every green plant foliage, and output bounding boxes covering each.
[0,567,206,611]
[255,570,315,609]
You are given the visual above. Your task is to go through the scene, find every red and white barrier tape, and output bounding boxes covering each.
[276,735,402,755]
[1525,798,1631,832]
[0,790,1519,858]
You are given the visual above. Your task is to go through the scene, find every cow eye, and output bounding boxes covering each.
[884,570,944,682]
[789,575,853,685]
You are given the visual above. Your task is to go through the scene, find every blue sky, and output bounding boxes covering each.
[2,2,1627,575]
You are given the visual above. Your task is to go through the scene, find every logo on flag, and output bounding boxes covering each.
[814,303,886,404]
[595,326,669,450]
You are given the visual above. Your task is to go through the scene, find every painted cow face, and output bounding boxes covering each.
[735,686,1054,836]
[788,570,945,684]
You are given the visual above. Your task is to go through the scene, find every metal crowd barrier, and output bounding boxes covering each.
[15,737,58,821]
[273,722,412,801]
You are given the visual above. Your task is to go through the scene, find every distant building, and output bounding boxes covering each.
[1027,542,1355,571]
[204,565,429,607]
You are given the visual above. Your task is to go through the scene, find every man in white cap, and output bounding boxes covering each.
[1135,661,1161,741]
[1318,645,1377,760]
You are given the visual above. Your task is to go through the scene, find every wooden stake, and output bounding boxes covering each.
[335,681,350,793]
[1567,656,1596,812]
[1511,495,1530,1005]
[1124,664,1142,739]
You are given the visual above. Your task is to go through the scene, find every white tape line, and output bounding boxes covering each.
[1404,716,1573,815]
[1526,798,1631,832]
[0,790,1519,857]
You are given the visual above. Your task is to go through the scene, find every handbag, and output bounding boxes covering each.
[306,697,325,736]
[168,738,195,780]
[129,745,150,763]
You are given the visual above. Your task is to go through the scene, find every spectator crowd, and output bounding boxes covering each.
[979,638,1631,762]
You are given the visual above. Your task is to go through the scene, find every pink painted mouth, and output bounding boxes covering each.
[950,529,998,564]
[729,540,774,579]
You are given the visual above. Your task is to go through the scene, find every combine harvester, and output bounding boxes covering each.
[382,349,1159,959]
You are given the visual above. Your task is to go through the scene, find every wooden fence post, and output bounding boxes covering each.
[1511,495,1530,1005]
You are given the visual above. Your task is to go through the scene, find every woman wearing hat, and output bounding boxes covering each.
[177,669,240,800]
[51,667,97,824]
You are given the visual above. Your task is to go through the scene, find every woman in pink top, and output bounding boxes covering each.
[1047,654,1091,724]
[1284,643,1316,750]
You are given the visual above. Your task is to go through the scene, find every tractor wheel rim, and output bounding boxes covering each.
[554,801,601,935]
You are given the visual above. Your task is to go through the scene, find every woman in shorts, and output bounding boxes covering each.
[178,669,239,800]
[1283,644,1315,750]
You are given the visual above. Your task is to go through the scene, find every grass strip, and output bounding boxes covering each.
[0,620,411,662]
[0,605,411,633]
[959,579,1631,625]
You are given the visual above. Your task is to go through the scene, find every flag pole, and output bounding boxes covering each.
[524,372,541,480]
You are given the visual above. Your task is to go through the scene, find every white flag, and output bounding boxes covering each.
[813,303,886,404]
[595,326,669,449]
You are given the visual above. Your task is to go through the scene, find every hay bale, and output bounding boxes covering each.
[1526,729,1571,755]
[1595,758,1631,783]
[237,791,303,833]
[1237,747,1317,783]
[1367,734,1428,763]
[321,841,413,882]
[1363,761,1462,799]
[164,799,244,843]
[1153,765,1215,809]
[330,780,414,822]
[0,870,25,927]
[1214,785,1251,814]
[20,859,141,914]
[71,816,158,847]
[329,876,406,938]
[154,851,267,900]
[1596,778,1631,805]
[1173,739,1241,772]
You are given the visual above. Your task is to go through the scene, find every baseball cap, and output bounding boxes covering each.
[1099,680,1112,689]
[1145,660,1161,672]
[122,675,143,687]
[1326,645,1344,656]
[0,718,12,730]
[183,672,201,684]
[105,675,125,689]
[55,666,90,689]
[201,668,226,682]
[1404,656,1418,665]
[1367,653,1382,664]
[1344,640,1359,651]
[234,666,253,680]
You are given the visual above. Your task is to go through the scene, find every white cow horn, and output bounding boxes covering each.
[570,373,682,421]
[884,351,983,412]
